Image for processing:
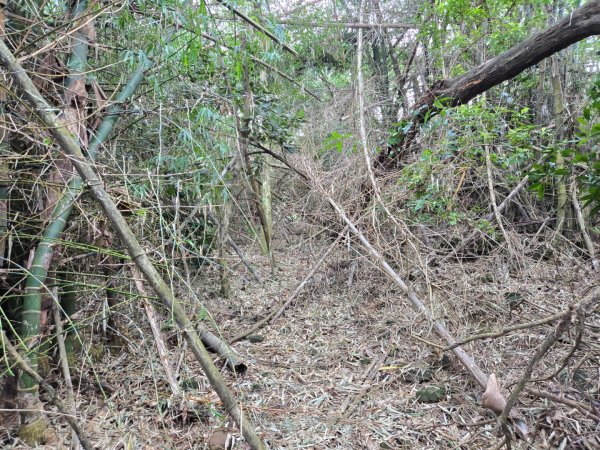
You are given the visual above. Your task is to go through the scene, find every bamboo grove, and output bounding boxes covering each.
[1,1,600,448]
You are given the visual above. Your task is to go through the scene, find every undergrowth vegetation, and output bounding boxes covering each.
[1,1,599,449]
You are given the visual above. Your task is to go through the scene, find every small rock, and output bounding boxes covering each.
[401,367,434,383]
[479,273,494,283]
[208,429,234,450]
[248,335,264,343]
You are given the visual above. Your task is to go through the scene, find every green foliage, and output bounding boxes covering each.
[396,98,545,225]
[245,91,306,153]
[529,78,600,214]
[420,0,551,81]
[322,131,354,154]
[398,148,452,220]
[576,78,600,213]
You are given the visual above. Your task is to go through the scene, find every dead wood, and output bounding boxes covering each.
[498,286,600,432]
[0,40,265,450]
[131,267,181,395]
[309,175,531,439]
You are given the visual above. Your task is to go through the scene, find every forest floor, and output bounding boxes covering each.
[5,211,600,450]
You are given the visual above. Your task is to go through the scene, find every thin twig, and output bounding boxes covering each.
[231,225,349,343]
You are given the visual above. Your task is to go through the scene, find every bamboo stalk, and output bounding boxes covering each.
[0,40,266,450]
[571,183,599,270]
[20,60,147,389]
[311,179,530,439]
[20,0,91,394]
[131,267,181,396]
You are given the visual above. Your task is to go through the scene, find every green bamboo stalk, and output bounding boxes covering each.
[59,274,78,367]
[0,94,8,270]
[19,63,147,385]
[19,1,149,394]
[20,0,92,393]
[0,39,267,450]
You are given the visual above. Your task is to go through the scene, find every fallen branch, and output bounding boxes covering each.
[485,145,513,254]
[526,387,600,421]
[131,267,181,395]
[444,308,573,351]
[132,265,247,374]
[571,182,599,271]
[381,1,600,165]
[302,165,530,438]
[498,286,600,444]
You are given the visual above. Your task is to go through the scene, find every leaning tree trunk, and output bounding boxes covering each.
[0,0,8,271]
[379,0,600,167]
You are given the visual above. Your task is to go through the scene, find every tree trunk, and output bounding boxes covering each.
[18,2,91,443]
[239,36,273,262]
[380,0,600,167]
[550,54,568,237]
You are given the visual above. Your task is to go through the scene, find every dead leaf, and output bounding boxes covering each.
[82,19,97,44]
[362,433,378,450]
[65,77,87,107]
[481,373,507,415]
[32,52,62,92]
[92,79,108,111]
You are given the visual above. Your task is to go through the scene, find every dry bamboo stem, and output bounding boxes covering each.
[132,267,181,396]
[439,174,529,263]
[484,145,513,254]
[51,288,79,449]
[0,41,266,450]
[571,183,599,270]
[312,183,529,437]
[324,193,488,385]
